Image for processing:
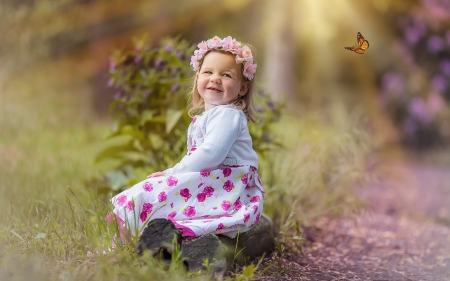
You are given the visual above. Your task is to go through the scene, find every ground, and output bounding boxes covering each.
[255,155,450,281]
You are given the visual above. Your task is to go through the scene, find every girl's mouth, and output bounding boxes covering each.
[207,87,222,92]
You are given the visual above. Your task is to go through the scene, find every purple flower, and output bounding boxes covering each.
[404,28,421,45]
[440,59,450,76]
[266,101,275,109]
[107,78,114,88]
[254,106,264,113]
[164,46,173,53]
[381,72,405,95]
[408,97,432,123]
[176,51,184,60]
[404,118,418,135]
[171,84,180,92]
[427,35,444,53]
[431,75,448,91]
[134,56,141,65]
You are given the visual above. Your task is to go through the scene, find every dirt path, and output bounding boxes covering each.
[256,157,450,281]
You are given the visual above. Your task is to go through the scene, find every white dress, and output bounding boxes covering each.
[110,106,264,238]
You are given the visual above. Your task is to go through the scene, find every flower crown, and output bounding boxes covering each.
[190,36,257,81]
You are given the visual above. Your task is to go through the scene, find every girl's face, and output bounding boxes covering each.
[196,51,249,111]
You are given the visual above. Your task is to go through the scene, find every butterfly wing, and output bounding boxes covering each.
[357,32,369,50]
[344,46,364,54]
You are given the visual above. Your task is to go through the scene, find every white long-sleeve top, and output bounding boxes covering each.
[164,105,258,175]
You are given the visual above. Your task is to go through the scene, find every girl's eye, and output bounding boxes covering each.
[223,73,231,78]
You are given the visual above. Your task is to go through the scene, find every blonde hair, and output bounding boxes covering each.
[187,48,259,123]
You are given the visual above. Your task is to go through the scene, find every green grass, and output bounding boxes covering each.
[0,58,374,280]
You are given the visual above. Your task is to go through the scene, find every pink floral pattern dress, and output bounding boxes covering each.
[110,108,264,239]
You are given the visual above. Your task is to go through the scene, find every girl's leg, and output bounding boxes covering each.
[106,212,131,245]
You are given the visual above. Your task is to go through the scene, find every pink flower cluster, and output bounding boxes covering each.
[190,35,257,80]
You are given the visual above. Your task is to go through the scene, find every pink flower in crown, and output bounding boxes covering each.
[126,200,134,211]
[180,188,192,201]
[197,41,208,54]
[252,205,258,214]
[200,171,210,177]
[243,213,250,223]
[222,167,232,177]
[243,62,257,80]
[223,180,235,192]
[116,195,127,206]
[207,36,223,48]
[216,223,225,230]
[241,173,248,185]
[203,186,214,197]
[190,55,200,70]
[250,195,260,203]
[236,45,253,63]
[166,176,178,187]
[168,211,177,219]
[158,191,167,202]
[143,182,153,192]
[233,197,242,211]
[183,206,196,217]
[222,36,241,53]
[221,200,232,211]
[197,192,206,202]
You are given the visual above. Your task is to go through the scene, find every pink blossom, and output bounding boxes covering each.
[241,173,248,185]
[206,36,223,48]
[216,223,225,230]
[180,188,192,201]
[236,46,253,63]
[116,195,127,206]
[200,171,210,177]
[221,200,232,211]
[243,62,257,80]
[222,36,241,52]
[203,186,214,197]
[143,182,153,192]
[158,191,167,202]
[233,197,242,211]
[190,56,200,70]
[243,213,250,223]
[166,176,178,187]
[222,167,232,177]
[197,41,208,53]
[250,195,260,203]
[223,180,235,192]
[168,211,177,219]
[197,192,206,202]
[140,203,153,222]
[252,205,258,214]
[183,206,196,217]
[126,200,134,211]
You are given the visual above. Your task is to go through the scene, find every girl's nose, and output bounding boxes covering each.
[210,75,221,84]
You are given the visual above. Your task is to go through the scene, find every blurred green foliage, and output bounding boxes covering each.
[92,36,283,194]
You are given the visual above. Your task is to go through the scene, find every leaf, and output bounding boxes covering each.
[242,264,256,277]
[105,170,129,191]
[35,232,46,239]
[166,109,184,134]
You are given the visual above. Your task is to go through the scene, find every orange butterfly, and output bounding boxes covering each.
[345,32,369,54]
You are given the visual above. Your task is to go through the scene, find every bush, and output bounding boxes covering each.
[92,36,283,194]
[379,1,450,148]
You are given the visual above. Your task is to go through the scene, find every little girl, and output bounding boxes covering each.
[109,35,264,240]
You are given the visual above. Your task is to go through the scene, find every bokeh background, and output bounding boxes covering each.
[1,0,450,280]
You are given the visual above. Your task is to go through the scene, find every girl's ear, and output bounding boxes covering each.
[239,81,249,97]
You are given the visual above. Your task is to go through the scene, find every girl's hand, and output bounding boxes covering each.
[147,171,166,178]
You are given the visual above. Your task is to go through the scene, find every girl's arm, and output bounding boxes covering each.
[164,107,241,175]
